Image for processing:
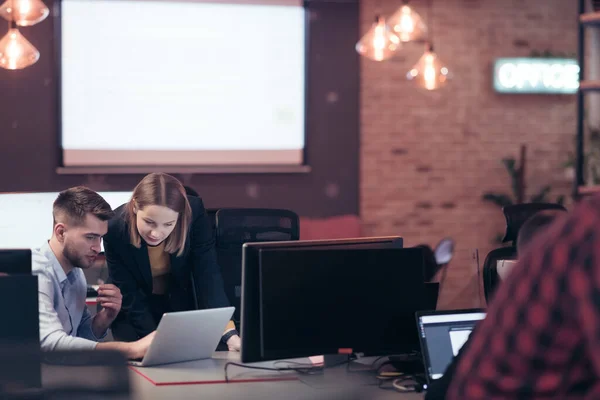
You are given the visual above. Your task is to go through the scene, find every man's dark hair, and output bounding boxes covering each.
[52,186,114,226]
[516,209,567,253]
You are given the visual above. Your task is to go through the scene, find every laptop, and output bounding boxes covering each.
[416,308,486,388]
[128,307,235,367]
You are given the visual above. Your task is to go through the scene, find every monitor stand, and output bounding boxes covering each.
[323,354,351,367]
[387,354,424,375]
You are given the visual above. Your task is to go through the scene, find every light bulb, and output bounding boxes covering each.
[387,3,427,43]
[356,15,401,62]
[0,28,39,70]
[406,45,450,90]
[0,0,49,26]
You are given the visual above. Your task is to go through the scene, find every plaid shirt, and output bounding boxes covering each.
[448,195,600,400]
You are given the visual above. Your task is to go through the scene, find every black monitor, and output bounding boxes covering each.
[240,237,434,363]
[239,237,403,333]
[241,237,403,361]
[0,249,32,274]
[0,275,41,389]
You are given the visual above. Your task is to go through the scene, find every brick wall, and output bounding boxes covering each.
[359,0,578,308]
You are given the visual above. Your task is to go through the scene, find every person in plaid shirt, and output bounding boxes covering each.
[448,196,600,399]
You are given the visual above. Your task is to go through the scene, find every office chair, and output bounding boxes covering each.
[182,185,218,239]
[206,208,218,240]
[214,208,300,326]
[500,203,566,244]
[482,246,518,304]
[482,202,566,304]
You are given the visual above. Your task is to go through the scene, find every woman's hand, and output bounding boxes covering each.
[226,334,241,352]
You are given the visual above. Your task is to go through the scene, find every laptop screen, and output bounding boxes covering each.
[417,310,486,382]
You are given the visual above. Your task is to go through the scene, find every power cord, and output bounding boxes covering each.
[374,353,426,393]
[224,355,358,382]
[376,373,425,393]
[392,376,425,393]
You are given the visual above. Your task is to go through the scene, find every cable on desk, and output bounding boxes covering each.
[376,374,426,393]
[224,355,357,382]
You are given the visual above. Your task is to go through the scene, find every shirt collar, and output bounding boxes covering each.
[41,241,74,285]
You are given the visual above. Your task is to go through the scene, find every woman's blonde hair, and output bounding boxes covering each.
[125,173,192,256]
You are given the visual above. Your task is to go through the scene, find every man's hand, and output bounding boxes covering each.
[92,284,123,337]
[96,284,123,321]
[227,335,241,352]
[129,331,156,360]
[97,331,156,361]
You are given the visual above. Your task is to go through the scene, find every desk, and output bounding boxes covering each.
[39,352,425,399]
[127,352,425,400]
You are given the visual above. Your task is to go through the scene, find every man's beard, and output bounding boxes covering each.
[63,243,94,270]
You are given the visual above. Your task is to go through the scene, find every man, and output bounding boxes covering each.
[34,187,154,359]
[425,208,567,400]
[447,198,600,399]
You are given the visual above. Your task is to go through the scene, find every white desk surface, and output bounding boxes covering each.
[128,352,425,400]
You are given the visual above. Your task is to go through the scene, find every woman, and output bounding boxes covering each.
[104,173,240,351]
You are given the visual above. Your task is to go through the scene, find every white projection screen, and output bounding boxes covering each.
[60,0,306,168]
[0,192,132,251]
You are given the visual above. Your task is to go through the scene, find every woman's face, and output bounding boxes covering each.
[135,204,179,246]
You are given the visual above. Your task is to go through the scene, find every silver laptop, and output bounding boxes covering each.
[128,307,235,367]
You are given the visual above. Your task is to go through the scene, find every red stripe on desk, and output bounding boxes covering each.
[129,365,298,386]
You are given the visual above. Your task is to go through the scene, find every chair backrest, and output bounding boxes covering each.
[215,208,300,325]
[206,208,218,240]
[482,246,517,304]
[483,202,566,305]
[501,203,567,244]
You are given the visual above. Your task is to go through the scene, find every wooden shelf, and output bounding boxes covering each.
[578,185,600,196]
[56,165,312,175]
[580,12,600,25]
[580,80,600,91]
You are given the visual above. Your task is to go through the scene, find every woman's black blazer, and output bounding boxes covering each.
[103,195,229,337]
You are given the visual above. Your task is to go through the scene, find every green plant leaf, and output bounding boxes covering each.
[502,157,520,200]
[542,49,553,58]
[556,195,565,206]
[482,193,514,208]
[530,185,551,203]
[502,157,516,174]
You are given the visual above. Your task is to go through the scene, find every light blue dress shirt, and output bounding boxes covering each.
[32,242,107,351]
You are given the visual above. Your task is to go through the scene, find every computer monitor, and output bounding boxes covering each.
[0,275,41,389]
[416,309,486,387]
[0,249,32,274]
[240,237,403,362]
[241,238,434,363]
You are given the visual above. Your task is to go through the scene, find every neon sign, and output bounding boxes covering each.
[493,58,579,94]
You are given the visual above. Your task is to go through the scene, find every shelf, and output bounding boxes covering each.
[577,185,600,196]
[580,12,600,25]
[580,80,600,91]
[56,165,312,175]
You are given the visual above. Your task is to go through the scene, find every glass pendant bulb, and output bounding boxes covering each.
[355,15,400,62]
[406,43,450,90]
[0,26,39,70]
[387,1,427,43]
[0,0,49,27]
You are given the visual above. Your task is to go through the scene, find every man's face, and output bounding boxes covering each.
[62,214,108,270]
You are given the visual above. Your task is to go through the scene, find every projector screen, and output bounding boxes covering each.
[0,192,132,252]
[60,0,306,167]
